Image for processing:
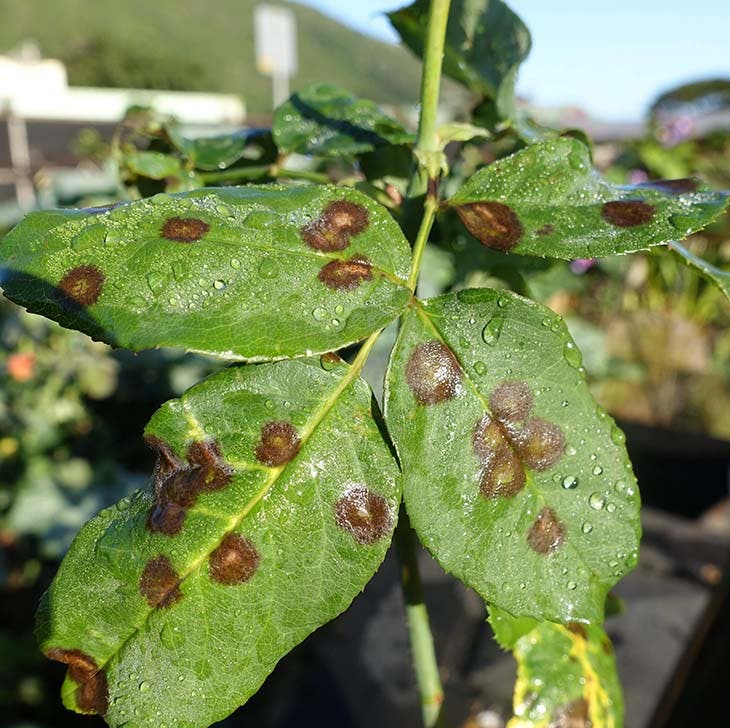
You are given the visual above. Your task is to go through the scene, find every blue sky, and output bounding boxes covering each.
[297,0,729,121]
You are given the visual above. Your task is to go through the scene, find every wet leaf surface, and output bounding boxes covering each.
[384,289,640,623]
[0,185,411,360]
[36,358,400,726]
[450,138,728,258]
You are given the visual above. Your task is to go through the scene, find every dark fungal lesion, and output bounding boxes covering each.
[57,265,105,308]
[454,200,523,251]
[146,436,233,536]
[209,533,260,585]
[335,484,392,545]
[161,216,210,242]
[551,697,591,727]
[44,648,109,715]
[527,506,566,555]
[601,199,655,227]
[317,255,373,291]
[300,200,369,252]
[405,340,462,405]
[636,177,699,195]
[139,554,183,607]
[254,421,301,467]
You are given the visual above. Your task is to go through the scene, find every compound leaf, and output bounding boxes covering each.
[490,607,623,728]
[389,0,530,117]
[272,84,414,157]
[0,185,411,360]
[384,289,641,623]
[450,138,729,258]
[36,357,401,727]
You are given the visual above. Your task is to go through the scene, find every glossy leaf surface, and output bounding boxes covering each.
[165,126,274,171]
[388,0,530,111]
[0,186,411,360]
[36,358,401,727]
[669,240,730,303]
[490,607,623,728]
[272,84,414,157]
[450,138,729,258]
[384,289,640,623]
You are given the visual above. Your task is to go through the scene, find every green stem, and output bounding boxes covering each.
[395,508,445,728]
[398,2,451,726]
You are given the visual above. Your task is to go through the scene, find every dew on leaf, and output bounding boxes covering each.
[160,622,185,649]
[561,475,579,489]
[527,507,565,555]
[592,465,604,476]
[601,200,655,227]
[161,217,210,242]
[312,307,327,321]
[318,255,373,291]
[209,534,260,585]
[230,258,241,269]
[257,258,278,279]
[611,424,626,445]
[335,484,392,545]
[588,492,606,510]
[481,314,504,346]
[146,271,167,295]
[320,352,341,370]
[405,340,461,405]
[582,521,593,534]
[212,279,226,290]
[44,648,108,715]
[455,201,523,251]
[563,342,582,369]
[473,361,487,375]
[139,555,182,608]
[71,224,107,251]
[254,421,300,466]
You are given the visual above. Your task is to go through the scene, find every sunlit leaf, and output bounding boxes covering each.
[123,151,182,180]
[37,358,401,726]
[0,186,411,360]
[450,138,729,258]
[669,240,730,303]
[490,607,623,728]
[272,83,414,157]
[384,289,640,623]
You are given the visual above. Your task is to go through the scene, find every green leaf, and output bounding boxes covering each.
[436,122,491,146]
[450,138,729,258]
[669,240,730,303]
[36,358,401,726]
[388,0,530,116]
[489,607,623,728]
[0,186,411,360]
[165,125,276,171]
[123,151,182,180]
[384,289,641,623]
[272,83,414,158]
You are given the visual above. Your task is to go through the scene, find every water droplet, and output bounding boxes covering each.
[129,295,147,309]
[563,341,582,368]
[150,193,168,206]
[160,622,185,649]
[257,258,278,279]
[230,258,241,269]
[482,315,503,346]
[473,361,487,375]
[568,149,586,171]
[264,398,275,410]
[334,304,344,315]
[146,271,167,294]
[541,317,551,327]
[216,204,231,217]
[213,279,227,290]
[592,465,603,476]
[139,681,150,693]
[606,502,617,513]
[497,296,508,308]
[589,492,605,510]
[668,213,694,234]
[614,480,626,494]
[71,223,107,251]
[561,400,569,407]
[312,307,327,321]
[567,581,577,590]
[172,260,189,280]
[610,424,626,445]
[562,475,579,489]
[582,522,593,534]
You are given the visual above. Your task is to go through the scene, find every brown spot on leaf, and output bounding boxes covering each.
[537,224,555,236]
[301,200,369,251]
[602,637,614,655]
[567,622,587,640]
[318,255,373,291]
[254,421,300,466]
[186,439,232,492]
[161,217,210,242]
[490,381,533,424]
[144,435,184,493]
[551,698,590,727]
[209,533,260,584]
[478,445,526,499]
[455,201,523,251]
[406,340,461,406]
[139,555,182,607]
[147,499,188,535]
[44,648,108,715]
[516,418,565,471]
[58,265,105,307]
[638,177,699,195]
[335,484,392,545]
[601,200,655,227]
[527,507,565,555]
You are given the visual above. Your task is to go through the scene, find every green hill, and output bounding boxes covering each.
[0,0,424,111]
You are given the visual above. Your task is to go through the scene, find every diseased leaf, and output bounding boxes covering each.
[384,289,641,623]
[272,84,414,157]
[388,0,530,117]
[165,125,275,171]
[669,240,730,303]
[450,138,729,258]
[490,607,623,728]
[36,358,401,727]
[0,185,411,360]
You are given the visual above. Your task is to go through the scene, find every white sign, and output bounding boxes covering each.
[254,5,298,78]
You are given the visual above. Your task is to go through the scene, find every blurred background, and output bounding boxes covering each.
[1,1,730,727]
